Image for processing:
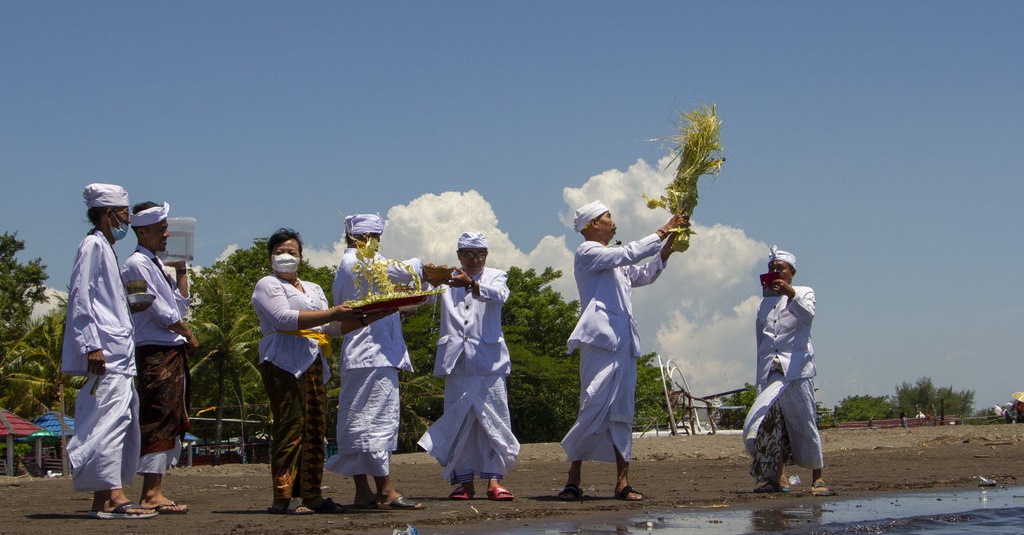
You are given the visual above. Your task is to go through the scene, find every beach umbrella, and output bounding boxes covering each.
[16,430,60,442]
[0,408,43,476]
[1013,392,1024,403]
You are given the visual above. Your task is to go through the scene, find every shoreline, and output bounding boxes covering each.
[2,425,1022,534]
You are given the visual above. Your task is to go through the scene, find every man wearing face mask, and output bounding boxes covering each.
[121,201,197,514]
[62,183,157,519]
[418,232,520,501]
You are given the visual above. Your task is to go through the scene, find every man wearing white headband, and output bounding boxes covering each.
[122,201,197,514]
[743,246,829,495]
[63,184,157,519]
[418,232,520,501]
[558,202,689,502]
[326,213,434,509]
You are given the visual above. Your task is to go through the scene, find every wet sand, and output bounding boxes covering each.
[2,425,1021,534]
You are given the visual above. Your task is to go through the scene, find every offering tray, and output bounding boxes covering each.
[346,288,445,313]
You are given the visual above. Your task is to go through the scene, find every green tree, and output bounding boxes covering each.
[190,272,262,463]
[891,377,975,419]
[394,302,444,452]
[0,308,85,417]
[0,232,56,416]
[0,232,48,341]
[835,394,893,423]
[503,267,581,443]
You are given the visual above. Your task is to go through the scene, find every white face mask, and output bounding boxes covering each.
[271,253,300,274]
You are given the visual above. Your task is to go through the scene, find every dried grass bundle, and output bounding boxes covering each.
[645,104,725,252]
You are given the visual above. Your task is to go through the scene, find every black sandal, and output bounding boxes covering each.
[558,484,584,501]
[615,485,644,501]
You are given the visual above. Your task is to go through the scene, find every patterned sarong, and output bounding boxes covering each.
[743,372,823,483]
[260,358,327,501]
[135,344,190,456]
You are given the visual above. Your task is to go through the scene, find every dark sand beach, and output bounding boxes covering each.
[2,425,1021,534]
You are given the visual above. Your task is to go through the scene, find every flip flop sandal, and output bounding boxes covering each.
[142,502,189,514]
[811,481,835,496]
[310,498,347,514]
[383,496,425,510]
[266,505,314,515]
[615,485,645,501]
[89,501,159,520]
[448,485,473,500]
[558,484,584,501]
[487,485,515,501]
[754,481,791,493]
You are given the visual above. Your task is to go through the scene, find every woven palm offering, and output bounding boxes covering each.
[644,104,725,253]
[343,237,445,310]
[421,264,454,287]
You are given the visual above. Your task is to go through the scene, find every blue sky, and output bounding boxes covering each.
[3,2,1022,410]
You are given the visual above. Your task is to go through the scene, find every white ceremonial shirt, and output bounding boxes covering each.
[253,275,339,382]
[62,231,136,376]
[566,234,665,357]
[121,246,189,346]
[754,286,815,388]
[433,267,510,377]
[332,248,423,371]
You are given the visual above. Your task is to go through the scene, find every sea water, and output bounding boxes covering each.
[443,485,1024,534]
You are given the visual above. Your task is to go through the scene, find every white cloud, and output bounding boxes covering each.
[215,244,239,263]
[31,288,67,320]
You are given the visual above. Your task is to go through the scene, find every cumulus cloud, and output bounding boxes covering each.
[31,288,68,320]
[220,156,770,395]
[215,244,239,263]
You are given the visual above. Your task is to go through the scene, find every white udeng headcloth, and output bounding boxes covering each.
[457,232,488,249]
[769,245,797,270]
[345,213,385,235]
[82,183,129,208]
[130,202,170,227]
[572,201,610,232]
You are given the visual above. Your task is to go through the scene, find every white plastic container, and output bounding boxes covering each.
[160,217,196,262]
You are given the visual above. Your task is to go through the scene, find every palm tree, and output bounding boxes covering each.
[190,273,261,465]
[0,309,84,417]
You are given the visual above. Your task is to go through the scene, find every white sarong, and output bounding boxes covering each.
[137,437,181,475]
[67,374,141,491]
[325,367,399,477]
[418,370,519,482]
[561,344,636,463]
[743,373,823,470]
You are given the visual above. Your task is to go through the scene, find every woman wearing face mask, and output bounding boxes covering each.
[252,228,391,514]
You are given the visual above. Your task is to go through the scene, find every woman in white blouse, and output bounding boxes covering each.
[252,228,389,515]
